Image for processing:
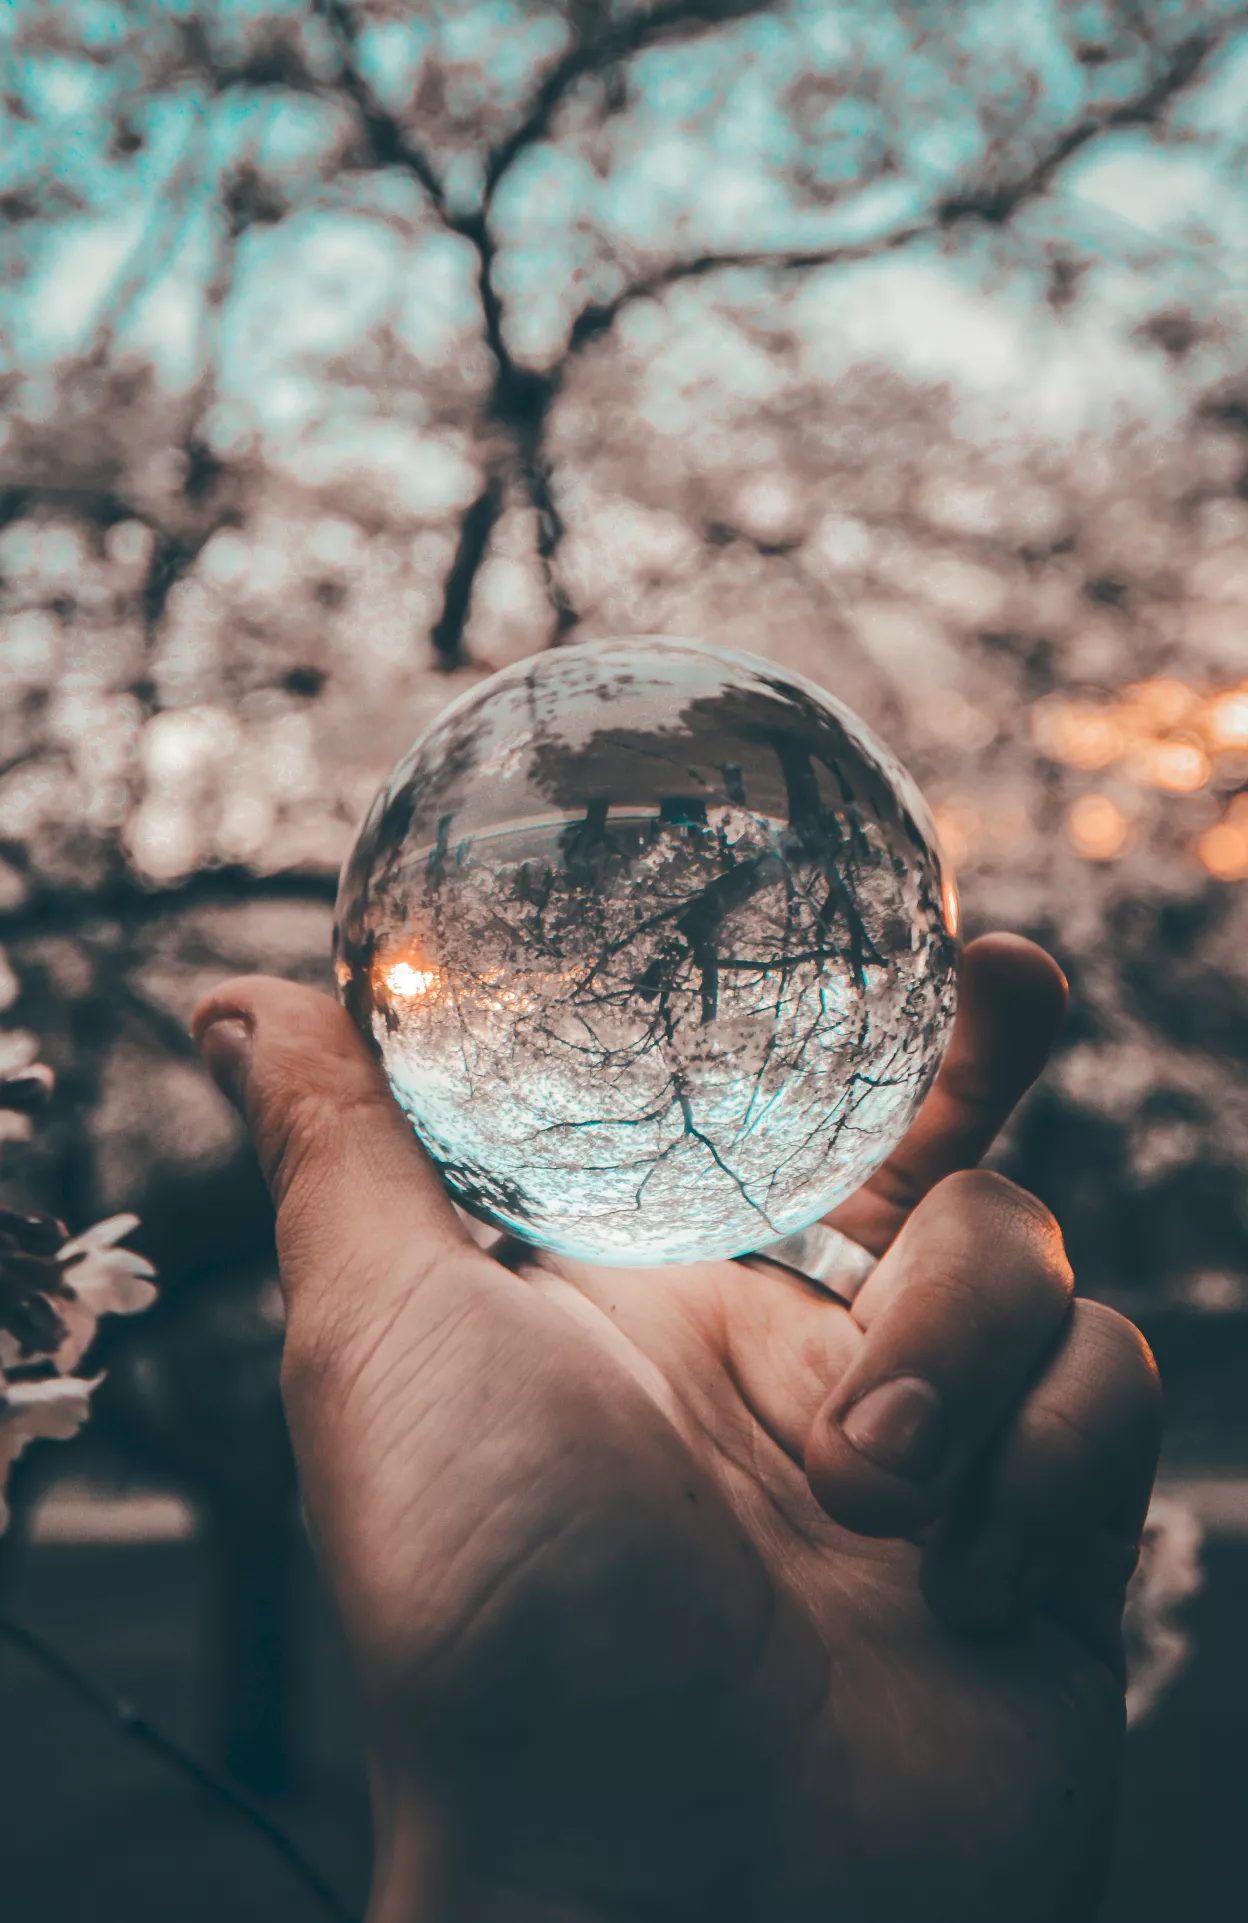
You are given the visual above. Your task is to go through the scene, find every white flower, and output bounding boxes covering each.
[53,1213,158,1373]
[0,1212,158,1529]
[0,1376,102,1531]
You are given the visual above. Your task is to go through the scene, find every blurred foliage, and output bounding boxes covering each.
[1,0,1248,1312]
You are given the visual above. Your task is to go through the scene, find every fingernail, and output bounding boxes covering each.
[196,1015,252,1111]
[839,1375,946,1482]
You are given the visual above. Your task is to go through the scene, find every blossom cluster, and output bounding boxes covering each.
[0,1061,157,1530]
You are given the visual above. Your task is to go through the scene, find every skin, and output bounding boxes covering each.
[192,933,1162,1923]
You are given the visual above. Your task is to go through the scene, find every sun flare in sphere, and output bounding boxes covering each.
[383,959,439,1000]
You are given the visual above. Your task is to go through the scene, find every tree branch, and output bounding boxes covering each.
[315,6,780,653]
[429,473,505,666]
[311,0,448,214]
[311,6,1242,669]
[563,17,1248,357]
[936,27,1238,226]
[480,1,778,204]
[0,864,337,946]
[566,224,933,354]
[87,92,211,363]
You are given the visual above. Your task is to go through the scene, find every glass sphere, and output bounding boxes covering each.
[334,638,959,1266]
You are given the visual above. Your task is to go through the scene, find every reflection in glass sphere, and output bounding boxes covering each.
[334,638,959,1265]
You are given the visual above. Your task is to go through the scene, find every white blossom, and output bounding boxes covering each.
[0,1376,101,1532]
[0,1202,158,1529]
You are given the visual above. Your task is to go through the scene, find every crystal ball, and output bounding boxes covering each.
[334,638,959,1266]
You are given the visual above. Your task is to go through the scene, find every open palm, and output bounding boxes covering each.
[194,935,1160,1923]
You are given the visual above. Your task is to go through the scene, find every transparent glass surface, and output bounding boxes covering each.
[334,638,959,1265]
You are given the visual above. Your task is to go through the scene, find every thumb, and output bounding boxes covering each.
[190,980,559,1676]
[191,975,474,1340]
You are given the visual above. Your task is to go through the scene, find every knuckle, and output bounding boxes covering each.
[1025,1238,1075,1321]
[1012,1388,1096,1474]
[932,1167,1061,1240]
[1070,1299,1163,1407]
[920,1169,1073,1316]
[1008,1302,1163,1488]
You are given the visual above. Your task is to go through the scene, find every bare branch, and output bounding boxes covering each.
[0,864,337,946]
[561,17,1248,362]
[481,1,779,207]
[87,92,212,362]
[566,224,932,355]
[296,14,779,656]
[511,20,1240,623]
[300,8,1246,677]
[937,27,1240,226]
[529,457,580,638]
[429,474,505,667]
[310,0,448,213]
[432,203,582,639]
[306,2,534,650]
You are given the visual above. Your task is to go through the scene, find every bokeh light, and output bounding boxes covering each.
[932,801,979,870]
[1198,820,1248,881]
[1067,793,1131,861]
[1204,690,1248,752]
[1129,738,1212,794]
[1033,678,1248,873]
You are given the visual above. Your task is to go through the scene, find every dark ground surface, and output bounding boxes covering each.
[0,1524,1244,1923]
[0,1534,371,1923]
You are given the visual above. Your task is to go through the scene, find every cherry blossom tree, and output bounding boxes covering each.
[4,0,1248,1311]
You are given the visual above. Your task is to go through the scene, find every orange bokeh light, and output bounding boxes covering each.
[1030,678,1248,801]
[1204,689,1248,752]
[1067,793,1130,861]
[1042,705,1123,771]
[932,801,979,871]
[1198,821,1248,882]
[1135,737,1212,794]
[1122,678,1200,731]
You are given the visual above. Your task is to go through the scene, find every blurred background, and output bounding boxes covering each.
[1,2,1246,1918]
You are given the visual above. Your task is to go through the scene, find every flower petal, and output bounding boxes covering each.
[0,1031,40,1077]
[62,1261,159,1317]
[0,1376,102,1531]
[61,1247,158,1290]
[58,1214,143,1260]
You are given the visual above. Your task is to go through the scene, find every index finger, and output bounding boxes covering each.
[827,934,1067,1257]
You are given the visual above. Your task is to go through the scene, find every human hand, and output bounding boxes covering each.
[192,934,1160,1923]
